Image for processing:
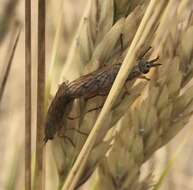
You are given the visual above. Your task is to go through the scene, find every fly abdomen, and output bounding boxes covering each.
[44,83,72,143]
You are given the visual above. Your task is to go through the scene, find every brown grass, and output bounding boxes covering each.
[25,0,32,189]
[34,0,46,190]
[0,22,21,104]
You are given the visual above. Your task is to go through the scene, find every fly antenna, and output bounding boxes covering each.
[138,46,152,59]
[149,55,159,64]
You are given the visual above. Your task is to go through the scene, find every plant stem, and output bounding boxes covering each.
[25,0,32,189]
[0,23,21,105]
[46,0,64,99]
[34,0,46,189]
[0,0,19,45]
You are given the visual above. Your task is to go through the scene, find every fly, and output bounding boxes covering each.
[44,47,160,143]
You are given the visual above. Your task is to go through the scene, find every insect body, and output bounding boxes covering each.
[44,83,72,142]
[44,53,160,143]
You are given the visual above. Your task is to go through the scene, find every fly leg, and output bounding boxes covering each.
[67,93,131,120]
[65,128,88,136]
[137,75,150,81]
[67,87,130,120]
[149,56,160,63]
[120,33,124,51]
[58,134,76,148]
[138,46,152,59]
[64,135,76,147]
[67,91,109,120]
[124,83,133,96]
[66,83,139,120]
[58,128,88,147]
[67,105,103,120]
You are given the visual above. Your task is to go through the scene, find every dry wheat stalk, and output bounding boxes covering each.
[47,0,193,189]
[25,0,32,188]
[0,0,19,45]
[34,0,46,190]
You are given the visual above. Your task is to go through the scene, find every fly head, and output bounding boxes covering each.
[138,56,161,74]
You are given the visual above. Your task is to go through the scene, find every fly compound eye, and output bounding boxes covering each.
[143,64,150,74]
[146,63,151,69]
[138,59,150,74]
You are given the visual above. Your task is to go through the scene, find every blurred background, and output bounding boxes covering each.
[0,0,193,190]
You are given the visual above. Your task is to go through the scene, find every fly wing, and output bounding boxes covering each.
[67,64,120,98]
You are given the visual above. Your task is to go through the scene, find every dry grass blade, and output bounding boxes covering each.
[34,0,46,190]
[0,0,19,45]
[153,130,193,190]
[5,147,22,190]
[25,0,32,189]
[46,0,64,109]
[0,23,21,105]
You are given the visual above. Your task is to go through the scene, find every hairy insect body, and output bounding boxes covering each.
[44,83,73,143]
[67,64,120,99]
[44,65,121,143]
[44,55,160,143]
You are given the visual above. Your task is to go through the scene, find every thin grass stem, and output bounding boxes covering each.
[25,0,32,189]
[34,0,46,189]
[46,0,64,106]
[0,0,19,45]
[0,23,21,105]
